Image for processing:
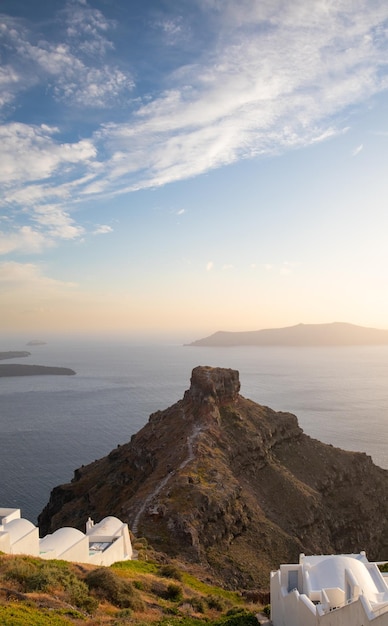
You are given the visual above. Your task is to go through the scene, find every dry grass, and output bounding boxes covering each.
[0,553,262,626]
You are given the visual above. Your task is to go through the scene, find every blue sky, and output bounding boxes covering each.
[1,0,388,340]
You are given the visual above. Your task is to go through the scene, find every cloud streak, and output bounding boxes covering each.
[1,0,388,254]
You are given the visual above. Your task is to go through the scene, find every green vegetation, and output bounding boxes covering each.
[85,566,144,610]
[159,563,183,580]
[0,605,75,626]
[112,558,158,574]
[0,552,262,625]
[215,608,259,625]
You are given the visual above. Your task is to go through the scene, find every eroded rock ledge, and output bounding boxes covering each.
[187,365,240,403]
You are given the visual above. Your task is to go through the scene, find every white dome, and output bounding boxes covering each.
[88,516,122,536]
[309,555,381,603]
[5,518,36,542]
[40,527,85,553]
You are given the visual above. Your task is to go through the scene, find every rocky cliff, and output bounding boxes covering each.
[39,366,388,589]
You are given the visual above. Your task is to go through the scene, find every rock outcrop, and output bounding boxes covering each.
[39,366,388,590]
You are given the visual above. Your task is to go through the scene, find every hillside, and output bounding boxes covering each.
[0,552,262,625]
[187,322,388,346]
[39,366,388,590]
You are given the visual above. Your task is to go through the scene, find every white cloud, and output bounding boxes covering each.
[64,0,115,57]
[154,17,186,46]
[0,5,134,110]
[89,1,388,194]
[1,0,388,247]
[206,261,214,271]
[32,205,85,240]
[93,224,113,235]
[0,261,77,293]
[0,123,96,184]
[0,227,50,255]
[352,143,364,156]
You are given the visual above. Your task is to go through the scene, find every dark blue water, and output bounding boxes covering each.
[1,339,387,523]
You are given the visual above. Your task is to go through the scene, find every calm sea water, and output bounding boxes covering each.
[1,339,387,523]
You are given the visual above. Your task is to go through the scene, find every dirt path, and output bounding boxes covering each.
[131,418,203,536]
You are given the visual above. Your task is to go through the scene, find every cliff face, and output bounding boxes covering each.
[39,366,388,589]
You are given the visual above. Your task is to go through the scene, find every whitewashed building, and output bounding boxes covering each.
[0,508,132,566]
[0,508,39,556]
[270,552,388,626]
[86,515,133,565]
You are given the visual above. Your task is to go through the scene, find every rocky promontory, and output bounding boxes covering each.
[39,366,388,590]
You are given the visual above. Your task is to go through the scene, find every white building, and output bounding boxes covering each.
[0,508,132,566]
[270,552,388,626]
[0,508,39,556]
[86,515,133,565]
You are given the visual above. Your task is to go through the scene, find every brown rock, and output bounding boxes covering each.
[38,366,388,590]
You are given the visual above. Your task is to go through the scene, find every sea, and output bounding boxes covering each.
[1,338,388,524]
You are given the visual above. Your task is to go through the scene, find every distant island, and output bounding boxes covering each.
[187,322,388,347]
[27,340,47,346]
[0,351,31,360]
[0,364,76,377]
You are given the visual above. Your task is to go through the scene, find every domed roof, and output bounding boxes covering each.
[40,527,85,553]
[5,518,36,542]
[309,555,382,603]
[87,516,123,536]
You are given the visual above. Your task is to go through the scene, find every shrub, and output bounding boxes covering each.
[205,594,226,611]
[63,576,98,614]
[165,583,183,602]
[263,604,270,616]
[216,608,259,625]
[150,579,168,599]
[85,567,144,610]
[4,558,46,592]
[159,564,183,581]
[185,596,205,613]
[133,579,144,590]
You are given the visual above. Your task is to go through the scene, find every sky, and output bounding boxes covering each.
[1,0,388,341]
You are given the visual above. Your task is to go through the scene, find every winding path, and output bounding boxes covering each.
[131,417,203,536]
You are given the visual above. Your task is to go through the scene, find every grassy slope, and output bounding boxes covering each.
[0,550,263,626]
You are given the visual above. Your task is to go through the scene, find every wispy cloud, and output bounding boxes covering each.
[0,123,96,184]
[206,261,214,271]
[0,261,77,291]
[0,227,49,255]
[93,224,113,235]
[64,0,116,57]
[0,4,134,111]
[1,0,388,254]
[352,143,364,156]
